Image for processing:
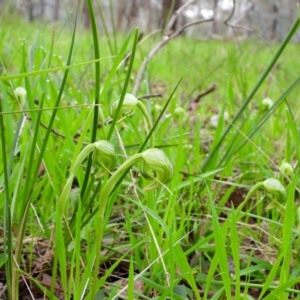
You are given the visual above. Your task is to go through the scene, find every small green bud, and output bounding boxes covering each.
[261,98,273,110]
[262,178,286,201]
[14,87,27,107]
[141,148,174,190]
[173,106,188,121]
[280,161,294,177]
[93,140,117,178]
[109,93,139,127]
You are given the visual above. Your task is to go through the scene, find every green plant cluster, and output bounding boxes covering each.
[1,2,300,300]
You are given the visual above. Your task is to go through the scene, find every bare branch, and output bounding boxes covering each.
[133,8,214,96]
[170,18,214,38]
[166,0,195,34]
[224,0,236,26]
[224,0,254,33]
[189,83,217,111]
[137,94,163,100]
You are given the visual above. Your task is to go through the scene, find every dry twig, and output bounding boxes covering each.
[224,0,254,35]
[132,0,214,95]
[188,83,217,111]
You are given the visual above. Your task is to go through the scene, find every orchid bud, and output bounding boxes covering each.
[141,148,174,190]
[261,98,273,110]
[58,140,116,214]
[93,140,117,178]
[173,106,188,121]
[14,87,27,107]
[262,178,286,201]
[109,93,155,147]
[280,161,294,177]
[109,93,139,128]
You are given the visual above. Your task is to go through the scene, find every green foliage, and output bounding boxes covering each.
[1,4,300,300]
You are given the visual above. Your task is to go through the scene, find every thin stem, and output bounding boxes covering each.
[202,17,300,171]
[235,182,263,215]
[58,143,95,215]
[91,153,143,298]
[70,144,95,175]
[137,101,155,148]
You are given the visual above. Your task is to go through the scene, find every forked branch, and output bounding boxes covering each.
[132,0,214,95]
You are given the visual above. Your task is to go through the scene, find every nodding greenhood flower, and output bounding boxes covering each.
[236,177,287,215]
[89,147,173,292]
[90,147,172,299]
[141,148,174,190]
[14,87,27,107]
[109,93,139,128]
[262,178,286,201]
[280,161,294,177]
[93,140,117,178]
[58,140,117,214]
[261,98,273,110]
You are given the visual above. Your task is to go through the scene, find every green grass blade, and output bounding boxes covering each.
[0,90,12,300]
[0,57,113,82]
[98,0,115,55]
[202,17,300,171]
[263,278,300,300]
[279,176,297,298]
[209,196,231,298]
[258,251,285,299]
[80,0,103,199]
[139,78,182,152]
[223,75,300,162]
[106,27,139,140]
[230,208,241,299]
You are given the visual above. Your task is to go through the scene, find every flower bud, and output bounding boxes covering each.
[109,93,139,127]
[173,106,188,120]
[141,148,174,190]
[262,178,286,201]
[280,161,294,177]
[93,140,117,178]
[14,87,27,107]
[261,98,273,110]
